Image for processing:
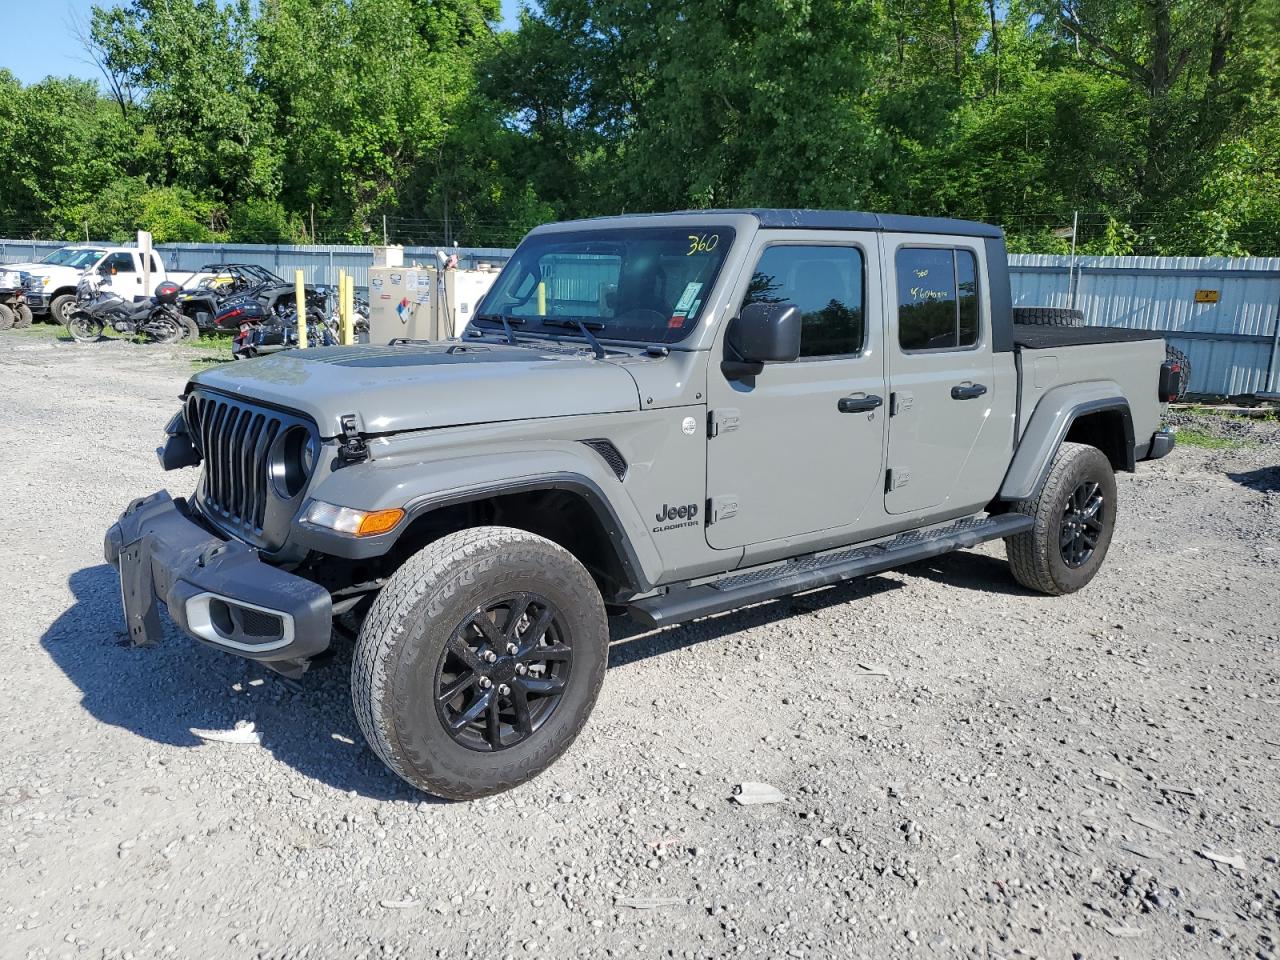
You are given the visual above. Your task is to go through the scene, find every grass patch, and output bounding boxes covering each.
[1176,428,1253,450]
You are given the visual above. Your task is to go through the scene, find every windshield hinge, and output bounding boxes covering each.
[337,414,370,465]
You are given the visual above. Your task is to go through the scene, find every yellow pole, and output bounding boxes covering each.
[537,280,546,316]
[295,269,308,349]
[337,270,348,345]
[342,274,354,345]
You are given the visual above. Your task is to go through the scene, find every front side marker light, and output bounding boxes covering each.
[305,501,404,537]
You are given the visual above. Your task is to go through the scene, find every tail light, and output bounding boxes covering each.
[1158,359,1183,403]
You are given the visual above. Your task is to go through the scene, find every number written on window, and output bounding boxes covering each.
[687,234,720,256]
[896,248,979,351]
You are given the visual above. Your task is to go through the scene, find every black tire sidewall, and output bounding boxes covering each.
[50,294,76,324]
[1041,448,1118,593]
[381,538,606,797]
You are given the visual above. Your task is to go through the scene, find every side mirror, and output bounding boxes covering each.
[723,301,801,376]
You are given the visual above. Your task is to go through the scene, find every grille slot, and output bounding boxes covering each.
[189,392,300,540]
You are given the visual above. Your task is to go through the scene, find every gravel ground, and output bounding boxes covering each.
[2,328,1278,960]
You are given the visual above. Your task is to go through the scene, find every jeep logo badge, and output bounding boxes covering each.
[653,502,700,533]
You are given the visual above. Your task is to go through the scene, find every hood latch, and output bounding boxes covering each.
[337,414,370,465]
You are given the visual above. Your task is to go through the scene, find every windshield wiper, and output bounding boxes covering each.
[541,318,607,359]
[472,312,526,345]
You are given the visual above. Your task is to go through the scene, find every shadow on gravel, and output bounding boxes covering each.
[899,550,1040,598]
[607,574,905,668]
[43,564,420,802]
[1228,465,1280,492]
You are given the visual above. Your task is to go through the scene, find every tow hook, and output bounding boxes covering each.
[337,414,370,465]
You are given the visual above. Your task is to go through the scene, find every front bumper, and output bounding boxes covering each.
[104,491,332,675]
[26,291,47,310]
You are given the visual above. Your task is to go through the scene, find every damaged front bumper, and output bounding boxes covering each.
[104,491,332,676]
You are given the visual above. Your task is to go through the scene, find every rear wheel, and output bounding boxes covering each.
[1006,442,1117,595]
[148,315,184,344]
[178,315,200,340]
[0,304,13,330]
[14,303,32,328]
[352,527,608,800]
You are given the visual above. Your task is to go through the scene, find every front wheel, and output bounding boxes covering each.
[14,303,32,328]
[1006,442,1118,595]
[66,313,105,342]
[48,293,77,325]
[352,527,608,800]
[0,303,13,330]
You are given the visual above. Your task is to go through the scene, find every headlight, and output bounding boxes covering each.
[304,500,404,537]
[41,276,50,286]
[269,426,315,499]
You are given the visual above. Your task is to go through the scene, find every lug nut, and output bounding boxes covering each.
[478,676,492,689]
[484,651,498,663]
[506,643,519,655]
[497,684,510,696]
[515,663,528,675]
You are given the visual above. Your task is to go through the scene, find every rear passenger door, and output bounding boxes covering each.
[883,237,1002,515]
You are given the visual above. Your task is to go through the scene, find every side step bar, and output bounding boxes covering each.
[628,513,1033,629]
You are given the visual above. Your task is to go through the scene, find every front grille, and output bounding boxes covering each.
[187,392,314,542]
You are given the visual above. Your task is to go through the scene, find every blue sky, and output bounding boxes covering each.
[2,0,524,86]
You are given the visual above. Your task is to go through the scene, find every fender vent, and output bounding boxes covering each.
[580,439,627,481]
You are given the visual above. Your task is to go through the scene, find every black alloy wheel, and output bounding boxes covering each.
[435,592,573,752]
[1059,480,1104,568]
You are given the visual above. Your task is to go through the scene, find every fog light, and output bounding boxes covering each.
[305,500,404,537]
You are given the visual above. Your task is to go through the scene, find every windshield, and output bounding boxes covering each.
[477,226,736,344]
[41,247,107,268]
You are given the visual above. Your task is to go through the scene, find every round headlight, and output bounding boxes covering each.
[270,426,314,499]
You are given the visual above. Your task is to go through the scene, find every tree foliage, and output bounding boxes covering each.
[0,0,1274,253]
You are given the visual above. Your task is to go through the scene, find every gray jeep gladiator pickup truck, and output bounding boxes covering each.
[106,210,1181,799]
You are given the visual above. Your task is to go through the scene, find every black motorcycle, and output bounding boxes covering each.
[221,298,336,360]
[65,275,198,344]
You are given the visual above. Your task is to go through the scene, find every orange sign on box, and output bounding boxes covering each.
[1195,289,1220,303]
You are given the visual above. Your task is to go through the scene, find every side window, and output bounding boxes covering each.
[102,252,135,274]
[743,245,865,358]
[151,254,163,273]
[895,248,980,351]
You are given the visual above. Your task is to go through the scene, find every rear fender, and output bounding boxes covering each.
[999,381,1134,501]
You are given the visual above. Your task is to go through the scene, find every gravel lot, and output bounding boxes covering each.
[2,329,1278,960]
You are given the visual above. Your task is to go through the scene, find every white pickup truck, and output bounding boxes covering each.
[10,245,202,323]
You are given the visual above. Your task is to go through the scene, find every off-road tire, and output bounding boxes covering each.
[1165,344,1192,399]
[1006,442,1117,595]
[48,293,76,325]
[1013,306,1085,327]
[352,527,608,800]
[14,303,32,328]
[0,304,13,330]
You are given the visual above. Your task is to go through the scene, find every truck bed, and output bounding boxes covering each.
[1013,324,1164,350]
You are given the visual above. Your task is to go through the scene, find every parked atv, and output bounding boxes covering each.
[0,268,33,330]
[66,274,198,344]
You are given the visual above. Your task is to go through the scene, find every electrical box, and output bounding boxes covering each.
[372,245,404,268]
[368,264,440,343]
[441,267,501,338]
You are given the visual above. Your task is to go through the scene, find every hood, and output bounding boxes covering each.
[189,341,643,438]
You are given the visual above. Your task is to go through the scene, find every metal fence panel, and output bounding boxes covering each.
[1009,254,1280,397]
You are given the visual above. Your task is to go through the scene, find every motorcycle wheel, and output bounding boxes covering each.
[66,314,105,343]
[148,315,184,345]
[179,316,200,340]
[0,304,13,330]
[15,304,32,328]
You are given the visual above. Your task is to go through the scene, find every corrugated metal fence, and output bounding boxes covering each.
[0,239,513,291]
[1009,254,1280,397]
[4,239,1277,396]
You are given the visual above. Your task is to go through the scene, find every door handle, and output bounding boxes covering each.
[951,383,988,400]
[838,394,883,413]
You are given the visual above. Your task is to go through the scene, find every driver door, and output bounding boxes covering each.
[705,231,887,550]
[98,252,143,300]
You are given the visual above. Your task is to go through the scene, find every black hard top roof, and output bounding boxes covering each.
[544,208,1003,239]
[736,208,1003,239]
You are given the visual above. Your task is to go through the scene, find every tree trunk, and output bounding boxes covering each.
[987,0,1000,96]
[949,0,962,81]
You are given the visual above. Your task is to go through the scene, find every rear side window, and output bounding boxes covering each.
[102,252,136,274]
[896,248,979,351]
[743,245,865,358]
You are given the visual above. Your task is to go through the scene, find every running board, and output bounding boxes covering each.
[629,514,1032,629]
